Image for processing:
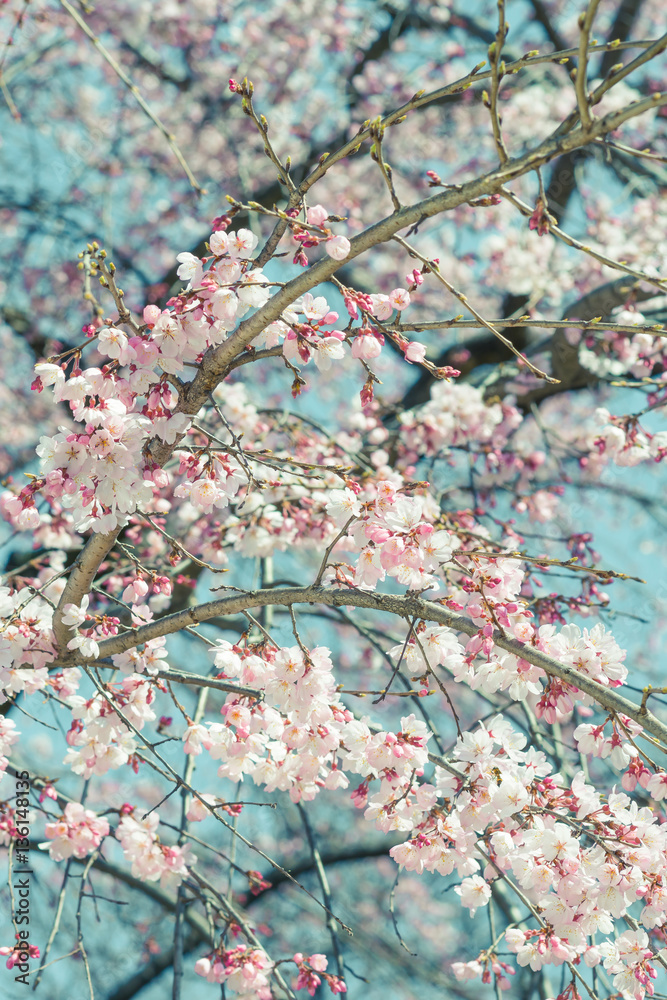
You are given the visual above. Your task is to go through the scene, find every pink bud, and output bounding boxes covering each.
[326,235,351,260]
[352,334,382,360]
[143,305,161,328]
[307,205,328,227]
[404,341,426,363]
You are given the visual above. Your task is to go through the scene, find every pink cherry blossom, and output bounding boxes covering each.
[325,235,350,260]
[42,802,109,860]
[404,341,426,363]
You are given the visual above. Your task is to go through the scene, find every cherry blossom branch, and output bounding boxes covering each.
[180,89,667,402]
[77,666,349,925]
[120,672,373,948]
[392,234,559,381]
[299,37,664,195]
[88,87,660,493]
[225,344,285,371]
[479,848,601,1000]
[52,88,667,665]
[55,585,667,747]
[144,668,261,700]
[500,186,667,295]
[147,36,663,295]
[135,509,230,574]
[462,548,645,583]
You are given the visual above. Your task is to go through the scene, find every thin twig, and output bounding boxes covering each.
[388,870,417,955]
[501,186,667,296]
[297,804,345,978]
[314,516,356,587]
[575,0,602,130]
[487,0,510,164]
[393,234,559,382]
[33,860,72,989]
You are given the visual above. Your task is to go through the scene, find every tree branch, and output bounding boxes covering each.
[54,585,667,747]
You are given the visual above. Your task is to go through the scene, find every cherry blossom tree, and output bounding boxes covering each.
[2,2,667,999]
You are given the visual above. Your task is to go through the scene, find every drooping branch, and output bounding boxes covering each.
[51,585,667,747]
[59,0,204,194]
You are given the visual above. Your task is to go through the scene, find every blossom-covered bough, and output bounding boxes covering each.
[2,1,667,998]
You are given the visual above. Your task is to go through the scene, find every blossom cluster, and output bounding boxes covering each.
[194,945,347,998]
[0,215,424,544]
[383,715,667,997]
[576,311,667,381]
[0,938,40,971]
[116,810,194,888]
[293,952,347,996]
[194,944,274,998]
[326,481,457,589]
[42,801,110,861]
[64,674,156,778]
[173,623,667,997]
[1,229,269,534]
[0,585,53,704]
[589,406,667,468]
[397,382,522,465]
[183,643,352,803]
